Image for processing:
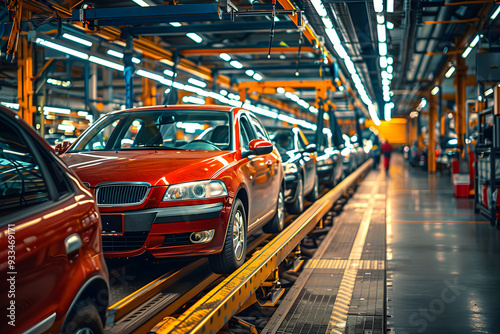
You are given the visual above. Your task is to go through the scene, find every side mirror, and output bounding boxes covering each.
[249,138,273,155]
[305,143,317,153]
[55,141,71,155]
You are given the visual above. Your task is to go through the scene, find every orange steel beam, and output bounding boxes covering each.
[180,47,317,56]
[17,36,35,126]
[239,80,336,90]
[423,18,482,25]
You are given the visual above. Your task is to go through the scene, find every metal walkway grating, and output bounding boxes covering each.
[263,170,387,334]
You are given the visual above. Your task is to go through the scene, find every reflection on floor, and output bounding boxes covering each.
[386,154,500,334]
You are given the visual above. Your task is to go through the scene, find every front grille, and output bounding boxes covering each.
[162,233,192,247]
[95,183,150,206]
[102,232,148,252]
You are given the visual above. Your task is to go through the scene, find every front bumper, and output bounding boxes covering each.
[101,201,229,258]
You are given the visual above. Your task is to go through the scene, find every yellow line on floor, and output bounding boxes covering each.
[327,172,383,333]
[388,220,489,224]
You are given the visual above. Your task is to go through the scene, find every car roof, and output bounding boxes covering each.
[108,104,235,116]
[0,106,54,152]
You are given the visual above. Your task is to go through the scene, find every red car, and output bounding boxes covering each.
[0,106,109,334]
[60,105,285,274]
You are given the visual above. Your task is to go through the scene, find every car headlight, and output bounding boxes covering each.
[163,180,228,201]
[284,163,298,174]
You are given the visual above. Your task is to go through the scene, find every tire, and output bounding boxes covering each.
[209,199,247,274]
[306,175,319,201]
[287,178,304,215]
[61,300,104,334]
[263,187,286,233]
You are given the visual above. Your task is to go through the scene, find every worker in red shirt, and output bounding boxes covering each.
[382,140,393,173]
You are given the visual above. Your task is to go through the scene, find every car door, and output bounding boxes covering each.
[0,114,94,334]
[296,129,316,193]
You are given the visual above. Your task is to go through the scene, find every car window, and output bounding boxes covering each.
[37,145,72,199]
[249,115,270,141]
[239,117,254,150]
[72,110,232,152]
[0,122,50,218]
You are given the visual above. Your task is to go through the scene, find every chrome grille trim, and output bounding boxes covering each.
[95,182,151,207]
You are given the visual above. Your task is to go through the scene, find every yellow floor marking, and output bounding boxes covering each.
[327,173,383,333]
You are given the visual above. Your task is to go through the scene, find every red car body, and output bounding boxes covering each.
[0,107,108,334]
[60,105,284,268]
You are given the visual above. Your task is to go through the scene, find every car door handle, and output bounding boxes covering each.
[65,233,82,255]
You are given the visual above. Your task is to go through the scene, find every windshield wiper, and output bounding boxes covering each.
[121,145,181,150]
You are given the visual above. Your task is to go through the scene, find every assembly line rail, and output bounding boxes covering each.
[151,159,372,334]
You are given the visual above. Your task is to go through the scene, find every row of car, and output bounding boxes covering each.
[0,105,370,334]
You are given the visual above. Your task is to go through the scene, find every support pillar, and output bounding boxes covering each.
[89,63,98,114]
[124,35,135,109]
[103,69,114,113]
[17,37,35,125]
[315,87,328,149]
[354,108,363,146]
[455,54,468,154]
[428,92,437,173]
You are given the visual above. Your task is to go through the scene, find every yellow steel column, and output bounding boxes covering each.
[428,92,437,173]
[455,54,467,154]
[142,76,157,106]
[17,37,35,126]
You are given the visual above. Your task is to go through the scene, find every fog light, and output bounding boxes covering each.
[190,229,215,244]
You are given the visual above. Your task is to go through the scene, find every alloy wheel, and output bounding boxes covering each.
[232,210,245,261]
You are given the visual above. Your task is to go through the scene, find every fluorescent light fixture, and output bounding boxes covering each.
[387,65,393,73]
[47,78,71,87]
[381,71,390,79]
[410,111,419,118]
[245,69,255,76]
[485,88,494,96]
[132,57,141,64]
[186,33,203,43]
[461,47,473,59]
[445,66,456,78]
[107,49,124,58]
[310,0,328,17]
[387,0,394,13]
[309,106,319,113]
[325,29,348,59]
[170,22,182,27]
[58,124,76,132]
[44,106,71,114]
[85,115,93,122]
[219,53,231,61]
[188,78,207,88]
[377,24,386,43]
[132,0,150,7]
[419,98,427,109]
[431,86,440,96]
[374,0,383,13]
[387,56,394,65]
[379,43,388,56]
[274,16,280,22]
[62,33,92,47]
[380,56,388,68]
[89,56,124,71]
[182,96,205,104]
[229,60,243,69]
[369,104,381,126]
[1,102,20,109]
[376,14,385,25]
[345,59,357,74]
[277,87,285,94]
[339,86,344,92]
[163,69,177,77]
[36,38,89,60]
[470,34,480,48]
[137,69,164,82]
[385,103,394,121]
[77,111,88,117]
[220,89,228,96]
[491,5,500,20]
[253,73,263,81]
[382,78,390,86]
[387,21,395,29]
[322,17,333,29]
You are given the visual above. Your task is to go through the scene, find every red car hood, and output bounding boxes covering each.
[61,150,236,186]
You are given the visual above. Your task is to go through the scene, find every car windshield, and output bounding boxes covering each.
[269,130,296,156]
[70,109,232,152]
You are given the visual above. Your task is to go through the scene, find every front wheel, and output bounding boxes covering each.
[287,178,304,215]
[263,188,285,233]
[61,300,104,334]
[209,199,247,274]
